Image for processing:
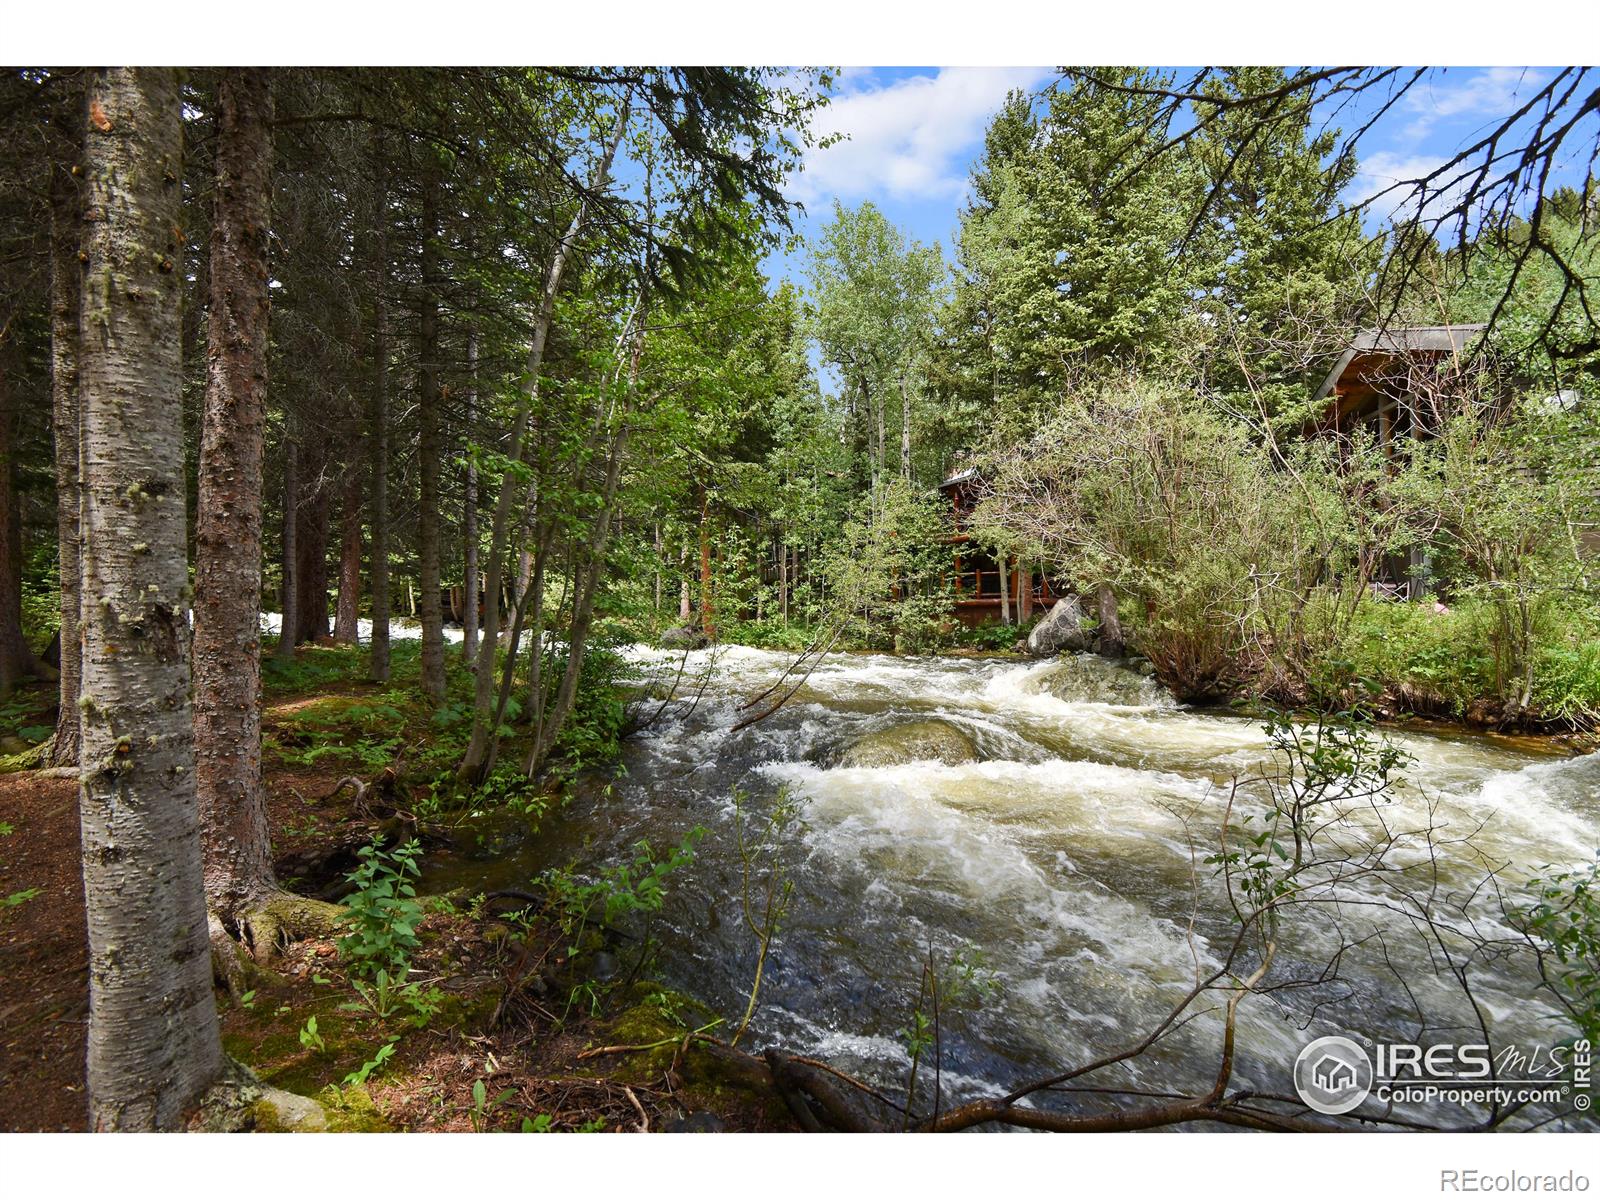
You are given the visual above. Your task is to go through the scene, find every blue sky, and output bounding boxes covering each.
[768,65,1577,287]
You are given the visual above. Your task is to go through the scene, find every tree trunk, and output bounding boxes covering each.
[461,331,479,664]
[416,162,445,705]
[899,373,912,480]
[49,136,83,762]
[275,436,297,657]
[458,108,628,783]
[366,134,391,684]
[193,67,277,922]
[779,536,789,623]
[679,539,691,621]
[699,483,715,639]
[293,458,329,643]
[0,342,28,697]
[1096,581,1125,657]
[333,463,362,643]
[653,520,662,614]
[527,318,641,777]
[77,66,224,1130]
[998,553,1011,625]
[1019,562,1033,622]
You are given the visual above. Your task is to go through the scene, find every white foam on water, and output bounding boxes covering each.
[601,640,1598,1114]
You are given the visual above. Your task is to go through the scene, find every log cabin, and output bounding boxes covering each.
[938,468,1062,627]
[1308,323,1490,598]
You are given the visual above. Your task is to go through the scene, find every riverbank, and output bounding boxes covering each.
[5,638,1597,1131]
[0,640,797,1133]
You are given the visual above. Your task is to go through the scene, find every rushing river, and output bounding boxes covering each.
[425,645,1600,1128]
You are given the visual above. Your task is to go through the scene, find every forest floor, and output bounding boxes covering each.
[0,643,795,1134]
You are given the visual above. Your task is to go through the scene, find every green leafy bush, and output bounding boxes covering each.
[337,839,424,979]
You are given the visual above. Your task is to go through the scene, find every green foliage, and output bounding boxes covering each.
[1517,855,1600,1047]
[298,1014,326,1054]
[822,477,953,653]
[952,619,1029,652]
[538,829,704,1020]
[337,839,424,979]
[545,641,629,774]
[1207,707,1408,945]
[342,1040,398,1087]
[469,1078,518,1132]
[541,830,705,955]
[976,377,1317,698]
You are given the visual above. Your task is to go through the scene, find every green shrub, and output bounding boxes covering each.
[337,839,424,979]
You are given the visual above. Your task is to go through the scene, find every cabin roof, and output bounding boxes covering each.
[1311,324,1488,406]
[939,467,980,491]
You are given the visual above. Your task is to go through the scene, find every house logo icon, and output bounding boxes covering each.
[1293,1035,1373,1115]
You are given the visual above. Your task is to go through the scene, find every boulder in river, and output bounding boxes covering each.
[837,719,979,768]
[1026,596,1092,657]
[658,624,709,650]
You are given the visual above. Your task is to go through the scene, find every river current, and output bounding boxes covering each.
[425,644,1600,1128]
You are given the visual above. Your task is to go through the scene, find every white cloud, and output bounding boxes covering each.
[1350,151,1472,231]
[791,67,1050,208]
[1399,67,1545,142]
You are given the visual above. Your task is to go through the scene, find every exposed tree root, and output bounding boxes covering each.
[189,1056,342,1132]
[209,890,346,994]
[0,737,58,775]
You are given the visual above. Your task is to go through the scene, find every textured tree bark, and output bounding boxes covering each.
[998,553,1011,625]
[679,540,691,621]
[699,484,715,638]
[1096,581,1125,657]
[0,343,29,697]
[900,374,912,480]
[416,162,446,705]
[193,68,277,924]
[333,462,362,643]
[293,452,330,644]
[49,130,83,762]
[460,331,479,663]
[76,67,225,1130]
[275,435,298,658]
[366,136,391,684]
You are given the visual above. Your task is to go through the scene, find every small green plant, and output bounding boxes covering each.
[343,1040,398,1086]
[520,1113,555,1133]
[539,829,704,1020]
[730,787,800,1047]
[340,968,443,1025]
[338,839,424,979]
[1517,855,1600,1046]
[299,1014,327,1053]
[897,941,999,1127]
[541,830,704,958]
[469,1078,518,1132]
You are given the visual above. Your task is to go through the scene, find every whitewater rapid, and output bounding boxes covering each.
[430,643,1600,1125]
